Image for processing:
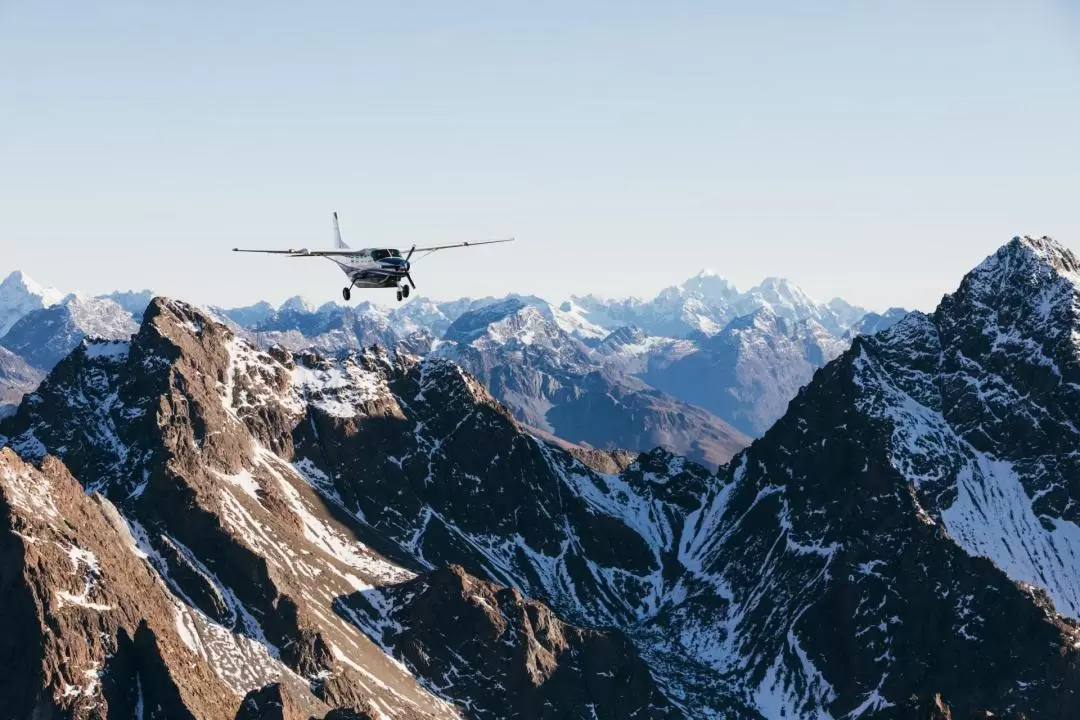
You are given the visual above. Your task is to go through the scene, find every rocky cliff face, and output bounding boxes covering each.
[0,298,684,718]
[340,565,679,719]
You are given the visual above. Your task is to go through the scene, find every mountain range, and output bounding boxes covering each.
[0,268,907,463]
[1,235,1080,717]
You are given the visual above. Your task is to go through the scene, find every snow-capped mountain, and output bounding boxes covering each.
[572,271,869,340]
[0,293,139,370]
[592,325,698,376]
[215,300,277,328]
[5,236,1080,717]
[641,235,1080,717]
[0,270,64,337]
[645,307,849,436]
[435,298,749,467]
[845,306,909,338]
[279,295,319,314]
[97,288,155,319]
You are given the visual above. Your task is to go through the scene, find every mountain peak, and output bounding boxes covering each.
[0,271,65,337]
[1008,234,1080,275]
[279,296,317,314]
[961,236,1080,309]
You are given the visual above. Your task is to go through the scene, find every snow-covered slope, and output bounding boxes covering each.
[96,288,155,319]
[572,271,869,340]
[845,306,909,338]
[0,293,138,370]
[646,236,1080,717]
[0,270,64,336]
[646,307,849,436]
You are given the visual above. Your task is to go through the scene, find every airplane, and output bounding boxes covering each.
[233,212,514,302]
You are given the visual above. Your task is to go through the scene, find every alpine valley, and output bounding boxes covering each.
[3,238,1080,718]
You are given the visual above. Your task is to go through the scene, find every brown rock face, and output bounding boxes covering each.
[0,448,236,718]
[339,565,681,719]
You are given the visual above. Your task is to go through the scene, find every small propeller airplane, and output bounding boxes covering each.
[233,213,514,302]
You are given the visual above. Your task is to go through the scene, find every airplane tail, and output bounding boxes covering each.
[333,211,349,249]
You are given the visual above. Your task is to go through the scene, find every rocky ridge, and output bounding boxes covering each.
[0,297,683,718]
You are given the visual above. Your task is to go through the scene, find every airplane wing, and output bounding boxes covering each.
[410,238,515,253]
[231,248,364,257]
[233,238,514,256]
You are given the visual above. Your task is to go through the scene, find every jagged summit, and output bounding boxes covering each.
[279,295,318,314]
[0,270,65,337]
[972,234,1080,286]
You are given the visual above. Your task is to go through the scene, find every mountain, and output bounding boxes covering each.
[845,306,909,338]
[98,289,155,319]
[217,300,277,328]
[826,297,871,332]
[732,277,858,336]
[245,301,437,358]
[0,270,64,337]
[280,295,319,314]
[0,298,690,717]
[573,271,869,340]
[435,298,749,467]
[592,325,698,376]
[1,294,138,370]
[644,307,848,437]
[641,235,1080,717]
[0,293,139,370]
[6,232,1080,718]
[0,345,43,416]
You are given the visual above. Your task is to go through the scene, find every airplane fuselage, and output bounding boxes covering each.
[335,249,411,289]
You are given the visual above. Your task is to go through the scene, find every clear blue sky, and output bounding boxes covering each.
[1,1,1078,311]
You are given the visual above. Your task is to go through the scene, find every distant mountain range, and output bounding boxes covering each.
[0,267,907,460]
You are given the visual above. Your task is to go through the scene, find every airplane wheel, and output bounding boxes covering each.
[396,290,403,302]
[402,284,410,299]
[342,287,351,302]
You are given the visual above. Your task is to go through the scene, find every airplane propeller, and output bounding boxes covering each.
[405,245,417,288]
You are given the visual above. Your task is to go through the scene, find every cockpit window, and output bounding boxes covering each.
[371,249,402,261]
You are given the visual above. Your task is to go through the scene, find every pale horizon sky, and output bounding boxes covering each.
[2,2,1079,312]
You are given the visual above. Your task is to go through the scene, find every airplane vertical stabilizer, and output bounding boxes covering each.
[333,211,349,249]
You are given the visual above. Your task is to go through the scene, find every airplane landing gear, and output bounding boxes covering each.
[402,284,410,299]
[396,290,403,302]
[342,286,351,302]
